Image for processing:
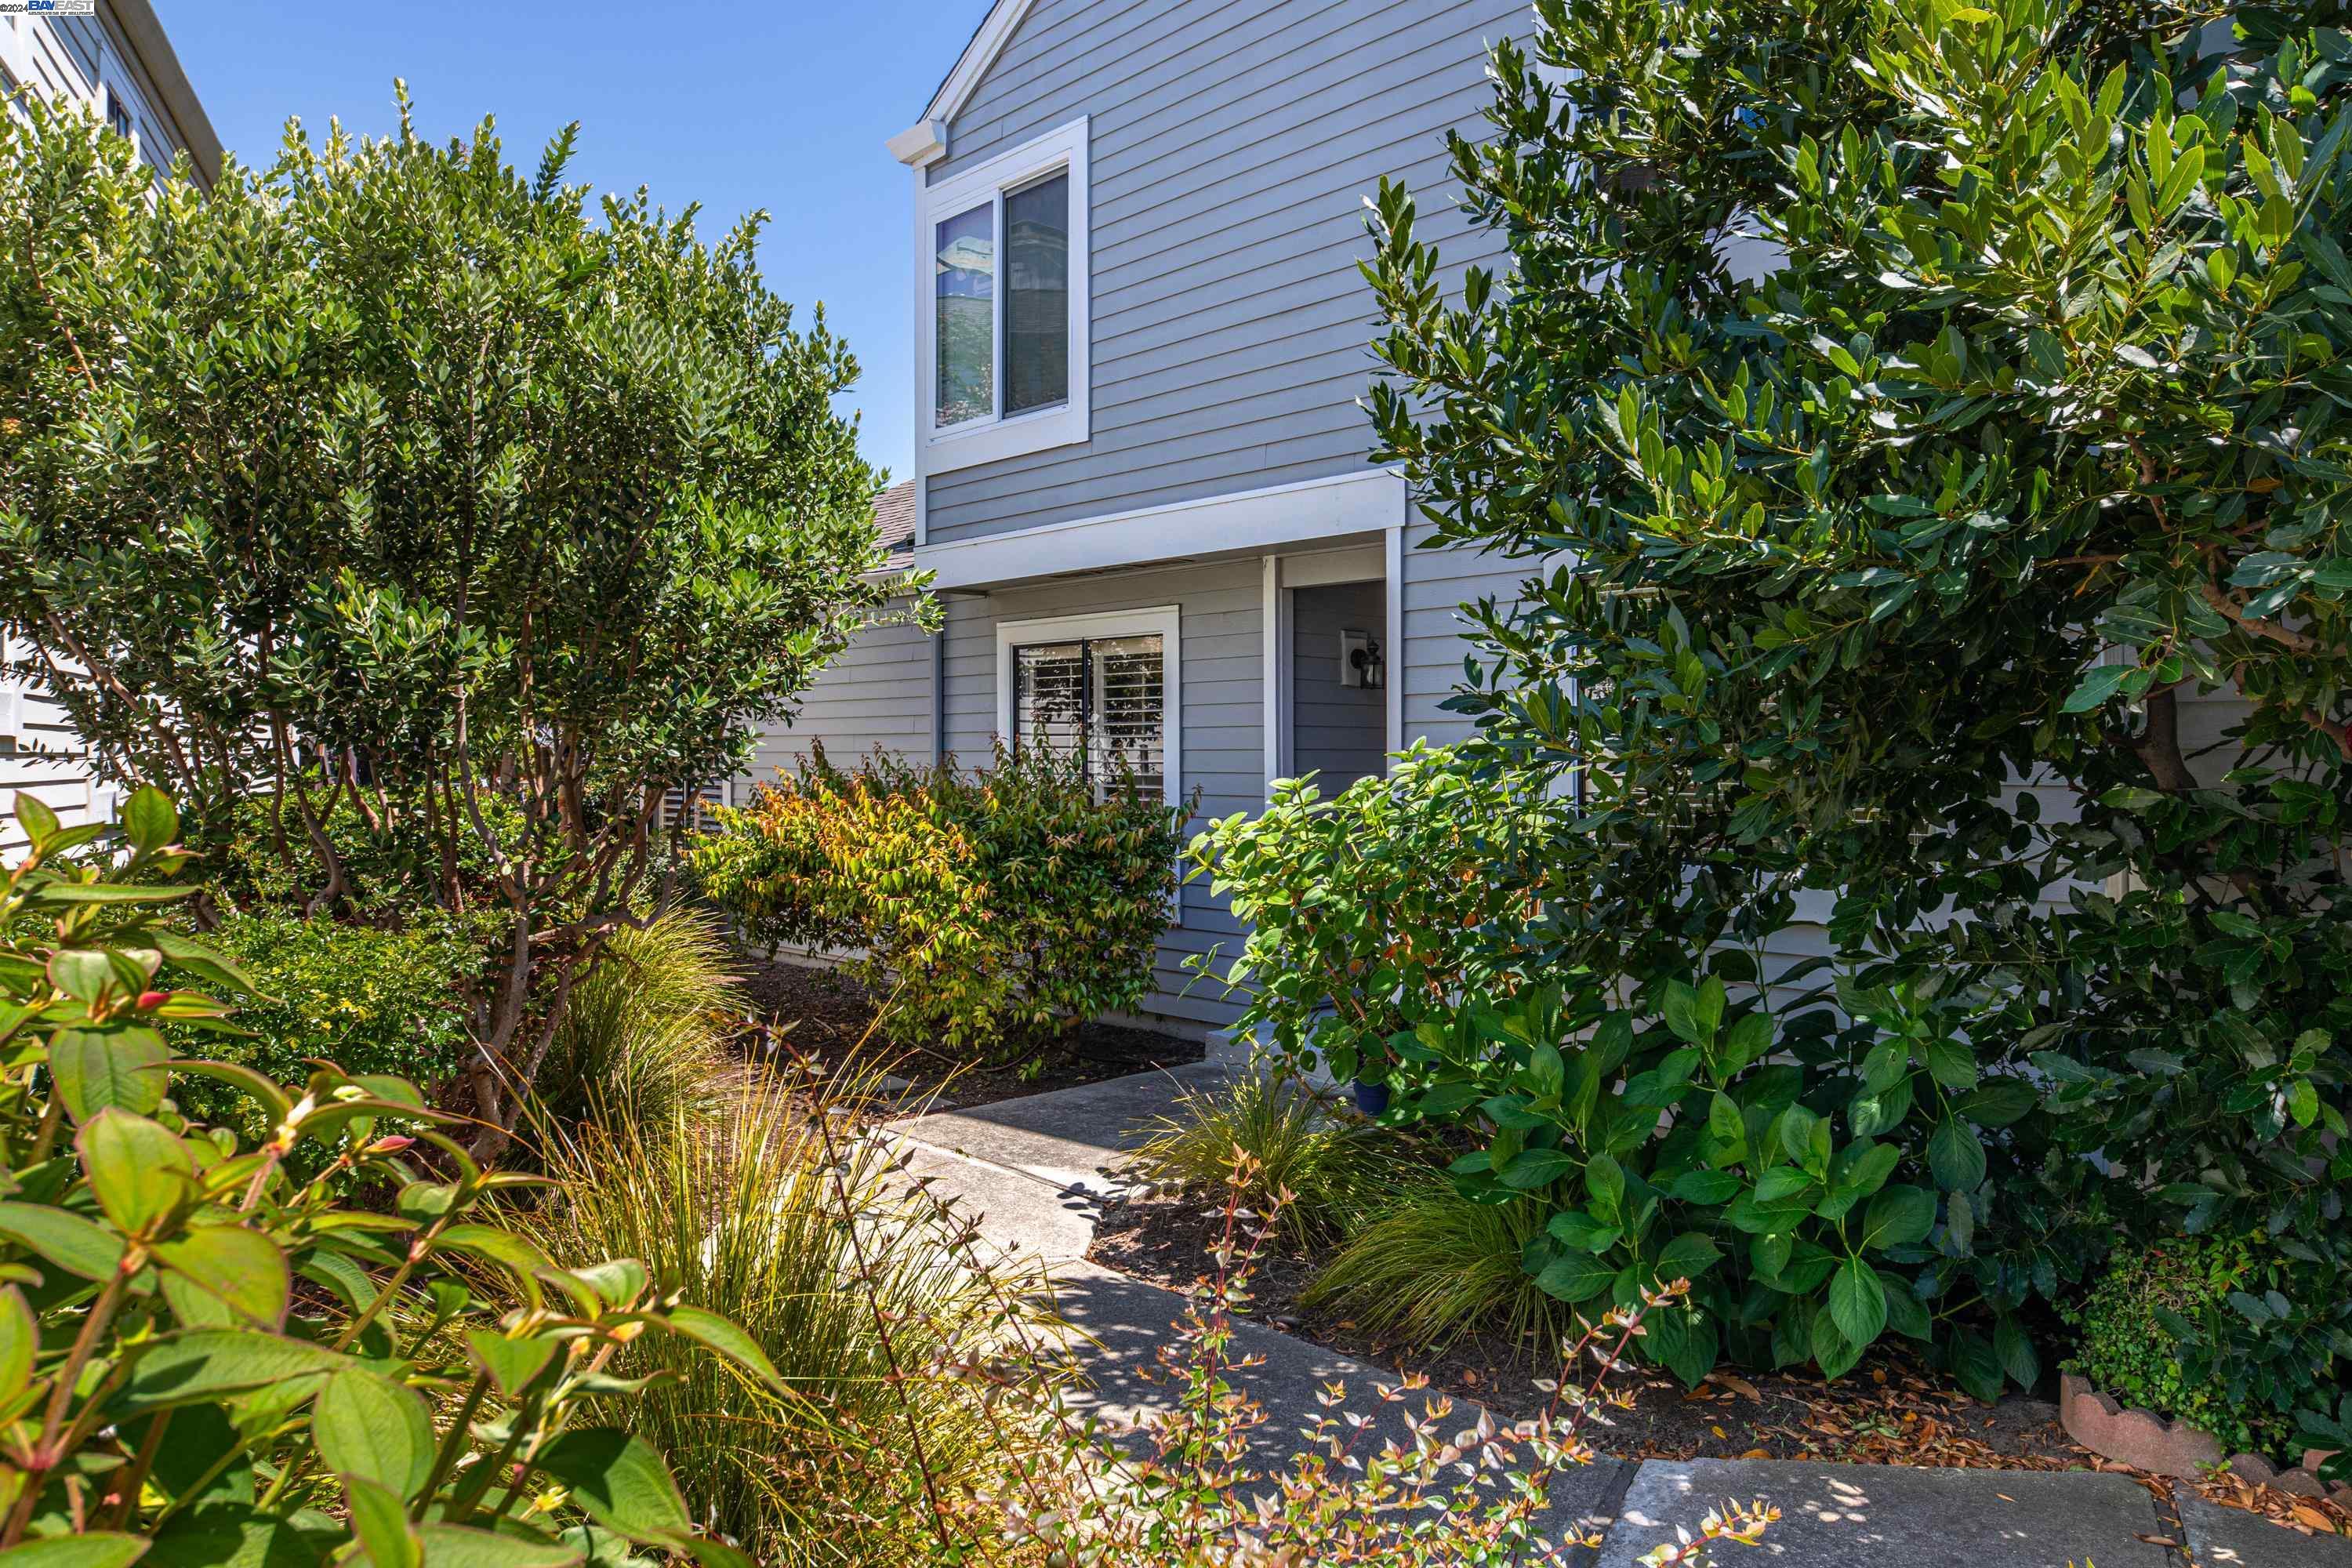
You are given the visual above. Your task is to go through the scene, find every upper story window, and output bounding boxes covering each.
[104,87,132,143]
[916,117,1090,474]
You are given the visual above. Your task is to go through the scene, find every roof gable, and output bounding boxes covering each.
[924,0,1039,129]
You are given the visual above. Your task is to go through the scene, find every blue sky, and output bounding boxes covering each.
[154,0,976,488]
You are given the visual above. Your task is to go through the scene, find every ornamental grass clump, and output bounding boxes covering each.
[539,1064,1051,1565]
[1128,1065,1396,1246]
[532,908,742,1134]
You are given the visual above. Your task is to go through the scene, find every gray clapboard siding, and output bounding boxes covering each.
[740,604,937,788]
[1399,521,1526,747]
[924,0,1529,544]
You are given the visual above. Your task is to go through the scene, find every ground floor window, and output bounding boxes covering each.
[996,606,1180,807]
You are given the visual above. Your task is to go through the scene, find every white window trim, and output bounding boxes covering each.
[994,605,1181,818]
[913,117,1091,490]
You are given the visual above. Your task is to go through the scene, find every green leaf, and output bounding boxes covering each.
[0,1287,32,1403]
[1994,1316,2041,1390]
[1829,1256,1889,1349]
[1653,1231,1723,1283]
[1810,1308,1864,1381]
[1922,1037,1977,1092]
[1862,1185,1936,1250]
[114,1330,351,1415]
[342,1474,422,1568]
[1501,1148,1580,1189]
[1953,1080,2038,1127]
[123,787,179,855]
[49,1029,169,1122]
[419,1525,584,1567]
[2061,663,2133,713]
[0,1200,123,1281]
[13,792,61,849]
[655,1305,784,1391]
[0,1537,149,1567]
[1884,1276,1932,1342]
[1534,1253,1616,1304]
[466,1329,561,1398]
[154,1225,289,1329]
[317,1369,437,1498]
[78,1109,192,1236]
[2157,143,2205,215]
[1585,1152,1626,1221]
[165,1059,292,1125]
[1927,1121,1987,1193]
[531,1429,693,1544]
[1666,1168,1740,1205]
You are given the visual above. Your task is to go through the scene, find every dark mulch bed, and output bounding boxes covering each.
[1088,1189,2083,1471]
[736,957,1203,1111]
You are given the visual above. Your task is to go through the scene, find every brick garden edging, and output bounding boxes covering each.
[2060,1374,2349,1500]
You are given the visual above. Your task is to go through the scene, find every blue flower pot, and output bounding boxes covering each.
[1349,1077,1391,1117]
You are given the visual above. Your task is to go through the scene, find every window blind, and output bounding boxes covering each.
[1012,633,1164,799]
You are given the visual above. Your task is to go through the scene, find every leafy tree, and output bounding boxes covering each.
[1345,0,2352,1399]
[0,89,918,1147]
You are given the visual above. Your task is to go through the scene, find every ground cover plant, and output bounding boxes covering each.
[1197,0,2352,1445]
[0,790,765,1563]
[0,89,916,1153]
[697,742,1188,1062]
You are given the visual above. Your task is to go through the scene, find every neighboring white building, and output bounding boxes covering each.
[2,2,220,851]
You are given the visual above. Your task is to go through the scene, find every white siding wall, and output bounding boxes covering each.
[2,5,209,854]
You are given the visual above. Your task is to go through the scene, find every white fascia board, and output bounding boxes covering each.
[915,469,1408,592]
[887,119,947,168]
[924,0,1040,127]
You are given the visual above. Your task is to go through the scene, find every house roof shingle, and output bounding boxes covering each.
[873,480,916,570]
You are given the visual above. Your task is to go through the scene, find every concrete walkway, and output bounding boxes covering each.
[886,1065,2351,1567]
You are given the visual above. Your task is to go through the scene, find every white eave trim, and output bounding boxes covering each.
[915,469,1408,591]
[924,0,1040,131]
[887,118,947,169]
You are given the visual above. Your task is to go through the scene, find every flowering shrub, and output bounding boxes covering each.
[0,789,763,1563]
[697,742,1189,1054]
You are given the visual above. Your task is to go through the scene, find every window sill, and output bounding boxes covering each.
[924,400,1088,474]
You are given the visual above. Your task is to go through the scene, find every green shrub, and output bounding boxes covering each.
[2065,1236,2352,1461]
[541,1073,1037,1563]
[1129,1068,1396,1246]
[171,909,488,1151]
[1225,0,2352,1399]
[696,742,1190,1056]
[1190,743,1564,1090]
[1302,1170,1570,1355]
[532,909,740,1132]
[0,787,759,1564]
